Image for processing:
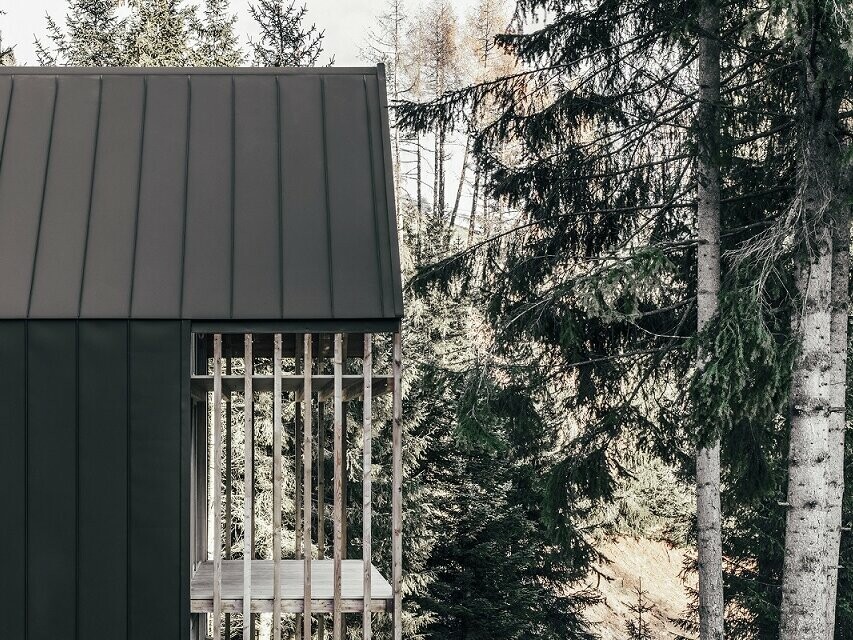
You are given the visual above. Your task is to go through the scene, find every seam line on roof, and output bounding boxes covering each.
[276,76,284,317]
[229,76,236,320]
[320,77,335,317]
[376,64,403,315]
[77,76,103,319]
[363,75,386,317]
[179,76,192,318]
[26,76,59,317]
[0,75,15,188]
[128,77,149,317]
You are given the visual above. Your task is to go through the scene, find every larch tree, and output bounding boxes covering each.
[412,0,460,225]
[248,0,328,68]
[362,0,409,204]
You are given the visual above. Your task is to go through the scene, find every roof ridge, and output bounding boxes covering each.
[0,67,380,76]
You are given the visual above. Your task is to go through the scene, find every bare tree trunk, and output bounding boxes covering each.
[468,167,480,247]
[447,136,470,245]
[696,2,724,639]
[825,200,849,635]
[416,132,423,260]
[433,129,440,220]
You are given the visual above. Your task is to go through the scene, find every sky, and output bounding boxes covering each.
[2,0,474,66]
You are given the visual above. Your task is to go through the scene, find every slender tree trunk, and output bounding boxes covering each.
[468,167,480,247]
[416,132,423,260]
[433,129,440,220]
[437,129,446,221]
[824,198,849,635]
[696,2,724,639]
[447,136,470,245]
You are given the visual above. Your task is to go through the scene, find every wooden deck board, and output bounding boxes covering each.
[191,560,392,613]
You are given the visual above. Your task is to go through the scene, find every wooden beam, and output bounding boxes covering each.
[303,333,313,639]
[392,332,403,640]
[318,399,327,640]
[333,334,344,640]
[225,348,232,640]
[318,401,326,559]
[363,333,373,640]
[243,334,253,640]
[212,334,223,640]
[273,334,283,640]
[294,334,303,640]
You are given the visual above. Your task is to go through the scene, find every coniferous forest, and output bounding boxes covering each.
[4,0,853,638]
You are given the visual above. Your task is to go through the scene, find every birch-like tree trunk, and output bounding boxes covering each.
[696,2,724,639]
[824,199,849,635]
[780,226,833,640]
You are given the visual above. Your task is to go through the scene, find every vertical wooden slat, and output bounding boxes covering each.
[273,333,283,640]
[392,332,403,640]
[243,334,254,640]
[333,333,344,640]
[318,398,327,640]
[362,333,373,640]
[225,345,232,640]
[318,401,326,558]
[212,334,223,640]
[294,334,303,640]
[303,333,313,639]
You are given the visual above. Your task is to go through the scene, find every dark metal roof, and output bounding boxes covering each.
[0,66,403,323]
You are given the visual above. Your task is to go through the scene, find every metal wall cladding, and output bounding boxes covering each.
[0,320,190,640]
[0,68,402,323]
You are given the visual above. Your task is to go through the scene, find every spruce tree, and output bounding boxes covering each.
[248,1,329,67]
[397,1,816,636]
[125,0,195,67]
[36,0,128,66]
[193,0,244,67]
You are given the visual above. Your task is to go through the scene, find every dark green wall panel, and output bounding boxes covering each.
[1,320,189,640]
[0,321,26,639]
[27,321,77,640]
[78,322,128,637]
[129,321,184,640]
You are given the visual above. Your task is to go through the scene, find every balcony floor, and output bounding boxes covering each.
[190,560,393,614]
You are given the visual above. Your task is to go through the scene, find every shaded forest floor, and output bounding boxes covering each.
[581,537,697,639]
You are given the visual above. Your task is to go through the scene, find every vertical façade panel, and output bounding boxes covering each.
[27,321,77,640]
[129,321,184,640]
[0,321,26,639]
[78,321,128,638]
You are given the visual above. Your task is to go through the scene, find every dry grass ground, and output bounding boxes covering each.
[582,536,698,639]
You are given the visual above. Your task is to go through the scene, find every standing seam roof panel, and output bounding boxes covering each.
[232,75,281,319]
[0,67,403,323]
[324,75,384,319]
[0,76,56,318]
[280,74,333,319]
[182,75,233,319]
[79,76,146,318]
[131,75,190,318]
[29,75,101,317]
